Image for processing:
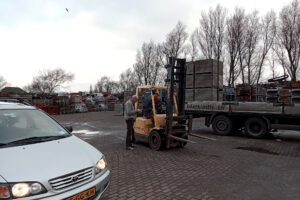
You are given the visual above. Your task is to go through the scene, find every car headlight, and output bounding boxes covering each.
[0,182,47,199]
[95,157,107,174]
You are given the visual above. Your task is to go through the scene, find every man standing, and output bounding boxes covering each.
[124,95,141,150]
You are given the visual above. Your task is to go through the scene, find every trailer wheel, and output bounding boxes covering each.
[244,117,267,138]
[149,130,162,151]
[212,115,232,136]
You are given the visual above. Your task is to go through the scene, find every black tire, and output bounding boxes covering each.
[149,130,162,151]
[212,115,232,136]
[244,117,267,138]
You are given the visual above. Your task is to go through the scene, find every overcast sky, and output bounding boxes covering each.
[0,0,288,92]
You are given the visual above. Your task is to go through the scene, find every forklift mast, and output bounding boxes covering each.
[164,57,191,148]
[165,57,186,118]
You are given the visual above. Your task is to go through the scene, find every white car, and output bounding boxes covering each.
[0,102,110,200]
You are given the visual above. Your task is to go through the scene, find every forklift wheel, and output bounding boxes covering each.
[180,133,188,148]
[149,131,162,151]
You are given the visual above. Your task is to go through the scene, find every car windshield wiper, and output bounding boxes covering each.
[1,135,70,146]
[0,143,8,147]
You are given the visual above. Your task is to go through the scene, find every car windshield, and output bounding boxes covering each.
[0,109,69,144]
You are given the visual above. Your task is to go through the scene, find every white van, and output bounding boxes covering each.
[0,102,110,200]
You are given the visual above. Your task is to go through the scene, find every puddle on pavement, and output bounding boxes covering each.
[235,146,279,156]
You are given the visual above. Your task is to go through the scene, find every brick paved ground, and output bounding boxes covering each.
[54,112,300,200]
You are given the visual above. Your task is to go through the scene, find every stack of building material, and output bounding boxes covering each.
[251,85,267,102]
[70,94,86,113]
[236,84,251,102]
[32,98,54,106]
[108,103,115,111]
[223,86,236,101]
[292,81,300,89]
[70,95,81,104]
[54,95,73,114]
[266,88,279,103]
[291,89,300,103]
[278,89,291,103]
[185,59,223,101]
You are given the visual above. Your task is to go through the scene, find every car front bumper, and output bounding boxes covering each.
[17,169,110,200]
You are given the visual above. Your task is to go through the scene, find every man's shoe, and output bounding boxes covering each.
[126,147,134,150]
[131,144,137,147]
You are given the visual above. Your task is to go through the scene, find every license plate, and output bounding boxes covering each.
[65,187,96,200]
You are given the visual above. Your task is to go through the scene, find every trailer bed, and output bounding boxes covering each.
[185,101,300,116]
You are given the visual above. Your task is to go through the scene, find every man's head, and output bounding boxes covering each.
[131,95,138,103]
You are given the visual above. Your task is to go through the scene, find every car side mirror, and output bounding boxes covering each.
[65,126,73,133]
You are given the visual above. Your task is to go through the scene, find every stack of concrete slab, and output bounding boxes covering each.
[185,59,223,101]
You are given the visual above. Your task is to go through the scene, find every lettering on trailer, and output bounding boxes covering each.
[186,103,226,111]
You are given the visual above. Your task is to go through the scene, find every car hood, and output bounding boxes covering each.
[0,135,103,182]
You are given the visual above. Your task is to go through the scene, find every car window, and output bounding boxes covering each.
[0,109,69,144]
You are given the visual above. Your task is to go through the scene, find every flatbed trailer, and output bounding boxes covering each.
[185,101,300,138]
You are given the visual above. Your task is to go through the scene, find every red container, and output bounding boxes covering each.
[47,106,59,115]
[38,105,59,115]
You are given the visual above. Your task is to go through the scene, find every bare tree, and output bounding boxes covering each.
[255,10,277,84]
[94,76,117,93]
[28,68,74,96]
[163,21,188,58]
[187,29,199,62]
[273,40,289,76]
[243,11,260,85]
[198,5,227,61]
[108,81,121,94]
[133,41,163,86]
[198,8,214,59]
[197,5,227,99]
[0,76,7,91]
[225,8,245,86]
[181,44,192,60]
[89,84,93,94]
[119,68,138,92]
[212,5,227,67]
[138,22,188,87]
[231,8,247,85]
[276,0,300,81]
[268,50,279,79]
[95,76,107,92]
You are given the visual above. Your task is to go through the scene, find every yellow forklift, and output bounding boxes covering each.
[133,58,193,150]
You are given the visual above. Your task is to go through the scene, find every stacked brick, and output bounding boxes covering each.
[236,84,251,102]
[278,89,291,103]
